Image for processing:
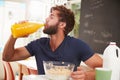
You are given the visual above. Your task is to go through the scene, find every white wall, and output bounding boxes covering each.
[0,1,26,79]
[0,6,4,52]
[3,1,26,48]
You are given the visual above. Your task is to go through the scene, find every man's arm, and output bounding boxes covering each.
[71,53,102,80]
[84,53,103,80]
[2,35,31,62]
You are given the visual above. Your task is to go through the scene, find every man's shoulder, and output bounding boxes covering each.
[35,37,49,44]
[28,37,49,45]
[39,37,49,41]
[67,36,86,44]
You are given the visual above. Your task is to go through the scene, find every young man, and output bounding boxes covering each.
[2,5,102,80]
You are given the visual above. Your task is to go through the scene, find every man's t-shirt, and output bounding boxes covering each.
[25,36,94,74]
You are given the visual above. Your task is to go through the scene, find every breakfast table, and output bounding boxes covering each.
[22,75,47,80]
[23,75,73,80]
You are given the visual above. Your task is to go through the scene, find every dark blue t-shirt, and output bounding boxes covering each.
[25,36,94,74]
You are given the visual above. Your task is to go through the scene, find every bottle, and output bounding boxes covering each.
[103,42,120,80]
[11,22,44,38]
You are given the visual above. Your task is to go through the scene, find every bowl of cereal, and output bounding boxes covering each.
[43,61,75,80]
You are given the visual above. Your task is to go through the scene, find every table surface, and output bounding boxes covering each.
[23,75,47,80]
[23,75,73,80]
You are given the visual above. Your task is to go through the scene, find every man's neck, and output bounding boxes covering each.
[49,34,65,52]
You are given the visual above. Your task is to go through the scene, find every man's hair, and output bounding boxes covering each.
[51,5,75,36]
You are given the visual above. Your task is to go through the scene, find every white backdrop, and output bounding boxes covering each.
[0,1,26,51]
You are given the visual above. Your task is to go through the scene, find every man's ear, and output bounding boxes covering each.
[59,22,66,28]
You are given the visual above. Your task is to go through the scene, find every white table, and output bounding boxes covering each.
[22,75,48,80]
[23,75,73,80]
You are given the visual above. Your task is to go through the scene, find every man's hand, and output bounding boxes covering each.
[71,67,85,80]
[16,20,28,24]
[13,20,29,38]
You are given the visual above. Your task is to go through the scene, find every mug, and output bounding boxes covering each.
[95,67,112,80]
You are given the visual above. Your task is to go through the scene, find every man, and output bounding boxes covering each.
[2,5,102,80]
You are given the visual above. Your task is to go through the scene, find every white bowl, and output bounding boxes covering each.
[43,61,75,80]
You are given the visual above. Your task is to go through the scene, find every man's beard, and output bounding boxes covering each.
[43,23,59,35]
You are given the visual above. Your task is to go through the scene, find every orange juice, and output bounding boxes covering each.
[11,22,44,38]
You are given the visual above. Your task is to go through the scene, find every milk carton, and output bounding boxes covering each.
[103,42,120,80]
